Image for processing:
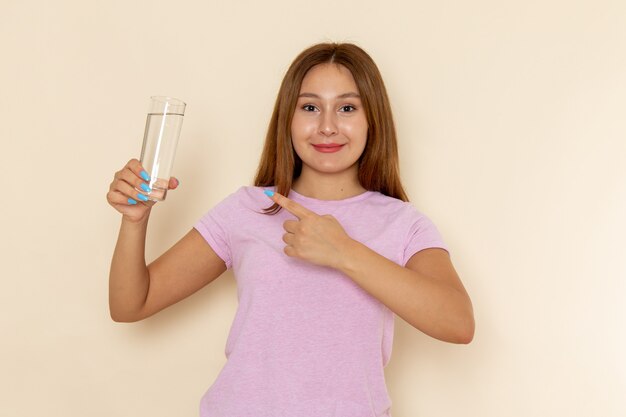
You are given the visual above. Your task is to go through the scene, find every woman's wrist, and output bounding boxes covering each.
[121,212,151,228]
[334,238,364,273]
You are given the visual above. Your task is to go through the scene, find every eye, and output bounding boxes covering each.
[302,104,317,112]
[339,105,356,112]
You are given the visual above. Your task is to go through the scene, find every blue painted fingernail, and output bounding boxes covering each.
[128,198,137,205]
[137,193,149,201]
[140,170,150,181]
[140,183,151,192]
[264,190,274,197]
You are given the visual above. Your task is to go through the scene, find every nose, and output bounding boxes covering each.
[318,111,338,136]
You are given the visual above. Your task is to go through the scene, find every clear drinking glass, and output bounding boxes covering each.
[139,96,186,201]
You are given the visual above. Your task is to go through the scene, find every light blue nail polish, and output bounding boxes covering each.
[137,193,149,202]
[140,170,150,181]
[140,183,151,192]
[264,190,275,197]
[128,198,137,205]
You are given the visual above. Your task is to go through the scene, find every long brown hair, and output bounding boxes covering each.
[253,42,409,214]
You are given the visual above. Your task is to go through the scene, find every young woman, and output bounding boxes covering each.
[107,42,474,417]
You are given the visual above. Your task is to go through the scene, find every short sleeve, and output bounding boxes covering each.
[193,189,241,269]
[401,207,449,266]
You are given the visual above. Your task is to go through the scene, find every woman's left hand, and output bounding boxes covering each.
[265,191,355,269]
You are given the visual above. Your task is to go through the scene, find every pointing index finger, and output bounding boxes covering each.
[264,190,315,219]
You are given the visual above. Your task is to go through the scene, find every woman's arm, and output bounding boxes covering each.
[337,244,474,344]
[109,223,227,323]
[107,159,227,322]
[265,190,474,344]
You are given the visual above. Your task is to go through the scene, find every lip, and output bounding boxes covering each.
[312,143,345,153]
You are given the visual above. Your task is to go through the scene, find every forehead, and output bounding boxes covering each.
[299,63,358,94]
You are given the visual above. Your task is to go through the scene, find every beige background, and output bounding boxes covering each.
[1,0,624,416]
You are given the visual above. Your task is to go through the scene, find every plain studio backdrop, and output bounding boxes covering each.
[1,1,624,416]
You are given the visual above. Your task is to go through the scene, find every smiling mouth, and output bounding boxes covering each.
[312,143,345,153]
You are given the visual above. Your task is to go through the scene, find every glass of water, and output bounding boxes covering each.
[139,96,186,201]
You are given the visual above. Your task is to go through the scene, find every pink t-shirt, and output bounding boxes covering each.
[193,186,448,417]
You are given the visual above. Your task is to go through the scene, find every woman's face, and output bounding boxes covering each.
[290,63,368,177]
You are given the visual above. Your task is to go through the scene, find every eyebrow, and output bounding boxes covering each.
[298,92,361,99]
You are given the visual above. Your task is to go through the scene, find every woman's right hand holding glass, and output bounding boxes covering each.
[107,159,179,223]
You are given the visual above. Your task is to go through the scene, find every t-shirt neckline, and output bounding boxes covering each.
[287,188,375,206]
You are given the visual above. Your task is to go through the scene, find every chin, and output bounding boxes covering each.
[305,160,359,174]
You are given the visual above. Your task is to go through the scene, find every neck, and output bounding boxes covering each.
[291,165,366,200]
